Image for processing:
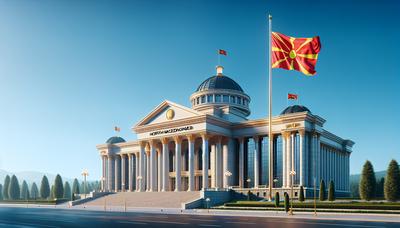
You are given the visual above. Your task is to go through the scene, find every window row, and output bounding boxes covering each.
[192,94,249,107]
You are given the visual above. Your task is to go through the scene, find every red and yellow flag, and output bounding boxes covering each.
[271,32,321,76]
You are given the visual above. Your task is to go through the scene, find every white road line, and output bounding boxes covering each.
[225,221,257,225]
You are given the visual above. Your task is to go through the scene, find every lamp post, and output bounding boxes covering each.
[137,176,142,192]
[101,177,105,192]
[273,178,278,198]
[224,171,232,189]
[81,169,89,199]
[205,197,210,213]
[289,170,296,215]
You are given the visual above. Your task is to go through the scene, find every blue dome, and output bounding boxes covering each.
[196,75,244,92]
[281,105,311,115]
[106,136,126,144]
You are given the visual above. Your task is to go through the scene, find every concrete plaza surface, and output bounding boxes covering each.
[0,204,399,227]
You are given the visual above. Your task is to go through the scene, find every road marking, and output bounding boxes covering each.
[198,224,221,227]
[118,221,147,225]
[225,221,257,225]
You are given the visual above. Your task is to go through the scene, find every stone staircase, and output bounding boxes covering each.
[84,191,201,209]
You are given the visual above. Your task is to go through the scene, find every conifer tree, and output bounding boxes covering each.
[40,175,50,199]
[284,192,290,212]
[384,159,400,201]
[299,186,305,202]
[53,174,64,199]
[3,175,10,200]
[359,160,376,201]
[72,178,80,195]
[328,180,335,201]
[274,192,280,207]
[64,182,72,200]
[8,175,20,200]
[319,180,326,201]
[21,180,30,200]
[30,182,39,200]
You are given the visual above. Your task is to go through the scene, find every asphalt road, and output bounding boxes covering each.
[0,207,398,228]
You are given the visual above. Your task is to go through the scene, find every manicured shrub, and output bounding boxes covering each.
[8,175,20,200]
[359,160,376,201]
[72,178,80,195]
[299,186,305,202]
[384,159,400,201]
[247,190,251,201]
[284,193,290,212]
[53,174,64,199]
[64,182,72,200]
[40,175,50,199]
[3,175,10,200]
[328,181,335,201]
[319,180,326,201]
[21,180,30,200]
[274,192,280,207]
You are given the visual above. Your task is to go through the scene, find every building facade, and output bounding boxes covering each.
[96,66,354,197]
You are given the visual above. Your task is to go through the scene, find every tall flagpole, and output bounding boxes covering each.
[268,14,273,201]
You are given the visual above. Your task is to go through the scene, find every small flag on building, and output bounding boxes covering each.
[288,93,298,100]
[218,49,227,56]
[114,126,120,132]
[271,32,321,76]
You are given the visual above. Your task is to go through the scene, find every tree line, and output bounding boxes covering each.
[0,174,100,201]
[358,159,400,201]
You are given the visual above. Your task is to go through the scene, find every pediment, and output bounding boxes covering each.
[135,100,203,127]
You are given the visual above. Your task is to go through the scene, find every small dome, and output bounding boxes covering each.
[106,136,126,144]
[281,105,311,115]
[196,75,244,92]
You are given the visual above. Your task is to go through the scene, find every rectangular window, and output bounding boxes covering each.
[231,96,236,103]
[223,95,229,102]
[207,95,213,103]
[201,95,205,103]
[237,97,242,105]
[215,94,221,102]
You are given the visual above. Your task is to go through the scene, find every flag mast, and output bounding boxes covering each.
[268,14,273,201]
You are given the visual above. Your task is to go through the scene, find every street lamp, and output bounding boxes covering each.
[101,177,105,192]
[137,176,142,192]
[224,171,232,189]
[81,169,89,199]
[289,170,296,215]
[205,197,210,212]
[273,178,278,200]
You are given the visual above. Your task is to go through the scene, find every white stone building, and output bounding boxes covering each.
[96,66,354,198]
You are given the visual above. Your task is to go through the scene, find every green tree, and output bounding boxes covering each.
[40,175,50,199]
[0,184,3,200]
[328,180,335,201]
[72,178,80,195]
[359,160,376,201]
[274,192,280,207]
[284,192,290,212]
[299,186,305,202]
[20,180,30,200]
[8,175,20,200]
[64,182,72,200]
[3,175,10,200]
[384,159,400,201]
[376,177,385,198]
[30,182,39,200]
[53,174,64,199]
[319,180,326,201]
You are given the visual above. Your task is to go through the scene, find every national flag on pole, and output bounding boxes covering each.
[271,32,321,76]
[114,126,120,132]
[218,49,227,56]
[288,93,298,100]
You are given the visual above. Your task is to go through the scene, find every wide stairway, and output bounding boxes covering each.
[84,191,201,209]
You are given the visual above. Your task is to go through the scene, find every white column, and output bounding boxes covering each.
[108,156,114,191]
[101,156,106,191]
[210,144,216,188]
[149,141,156,192]
[162,138,169,191]
[286,132,292,187]
[291,133,295,186]
[215,137,222,189]
[202,134,209,190]
[121,154,126,191]
[128,154,133,191]
[187,135,195,191]
[316,134,320,187]
[139,143,146,192]
[174,136,182,191]
[222,139,229,188]
[253,136,260,188]
[157,150,162,192]
[115,155,120,191]
[299,130,305,187]
[281,133,287,188]
[238,138,244,188]
[135,153,139,191]
[146,151,150,191]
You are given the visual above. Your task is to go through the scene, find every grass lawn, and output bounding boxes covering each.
[0,199,68,205]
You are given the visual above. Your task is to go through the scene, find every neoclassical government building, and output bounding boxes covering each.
[97,66,354,197]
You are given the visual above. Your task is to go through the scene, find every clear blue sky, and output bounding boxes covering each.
[0,0,399,180]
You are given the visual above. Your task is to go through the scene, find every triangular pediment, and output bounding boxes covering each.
[135,100,203,127]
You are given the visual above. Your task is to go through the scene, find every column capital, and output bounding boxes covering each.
[120,153,125,158]
[139,141,147,148]
[298,129,306,136]
[237,137,245,143]
[148,139,157,147]
[200,133,210,140]
[312,131,320,137]
[281,131,291,138]
[161,137,169,145]
[253,135,260,142]
[173,135,182,144]
[186,134,196,142]
[214,135,222,144]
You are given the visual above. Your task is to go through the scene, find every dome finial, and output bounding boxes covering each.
[216,65,224,76]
